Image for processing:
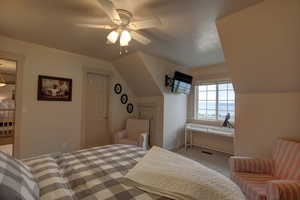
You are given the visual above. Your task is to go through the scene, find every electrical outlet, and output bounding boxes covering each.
[62,143,69,153]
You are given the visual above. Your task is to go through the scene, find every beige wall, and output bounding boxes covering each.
[217,0,300,93]
[217,0,300,157]
[140,52,187,150]
[235,92,300,157]
[135,96,164,147]
[186,63,231,123]
[185,63,234,154]
[186,63,230,84]
[113,52,165,147]
[0,35,135,158]
[113,53,161,97]
[113,51,188,149]
[140,53,176,93]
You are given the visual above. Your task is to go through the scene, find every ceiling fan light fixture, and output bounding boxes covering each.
[120,30,132,46]
[120,41,129,47]
[107,30,119,44]
[82,1,157,53]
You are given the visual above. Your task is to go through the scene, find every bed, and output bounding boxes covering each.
[0,144,244,200]
[23,144,168,200]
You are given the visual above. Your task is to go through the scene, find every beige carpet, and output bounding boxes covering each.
[173,146,231,177]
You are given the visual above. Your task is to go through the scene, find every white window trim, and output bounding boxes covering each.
[194,81,235,123]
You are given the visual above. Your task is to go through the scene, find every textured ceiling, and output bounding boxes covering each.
[0,0,261,67]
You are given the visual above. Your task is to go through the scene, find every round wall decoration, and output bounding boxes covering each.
[114,83,122,94]
[120,94,128,104]
[127,103,134,114]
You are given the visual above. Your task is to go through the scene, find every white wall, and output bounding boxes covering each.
[217,0,300,157]
[163,94,187,149]
[0,35,135,158]
[0,85,15,101]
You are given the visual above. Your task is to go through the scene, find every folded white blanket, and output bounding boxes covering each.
[124,146,245,200]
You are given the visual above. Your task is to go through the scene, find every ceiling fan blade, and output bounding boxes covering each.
[131,31,151,45]
[76,24,114,30]
[128,17,162,30]
[97,0,121,25]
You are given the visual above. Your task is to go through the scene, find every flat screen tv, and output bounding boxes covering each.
[171,71,193,94]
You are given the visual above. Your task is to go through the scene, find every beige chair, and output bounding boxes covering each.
[114,119,150,150]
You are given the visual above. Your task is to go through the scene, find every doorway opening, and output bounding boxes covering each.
[0,58,17,156]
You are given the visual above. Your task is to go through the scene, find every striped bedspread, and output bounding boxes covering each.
[23,144,168,200]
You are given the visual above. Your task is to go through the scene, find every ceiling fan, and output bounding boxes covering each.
[77,0,162,53]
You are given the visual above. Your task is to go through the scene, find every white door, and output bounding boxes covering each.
[85,73,110,148]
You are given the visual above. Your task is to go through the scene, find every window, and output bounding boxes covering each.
[195,81,235,122]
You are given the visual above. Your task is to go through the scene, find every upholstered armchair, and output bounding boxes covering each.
[114,119,150,150]
[229,139,300,200]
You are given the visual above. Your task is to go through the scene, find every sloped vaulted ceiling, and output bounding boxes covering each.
[217,0,300,93]
[113,52,162,97]
[112,51,179,97]
[0,0,262,67]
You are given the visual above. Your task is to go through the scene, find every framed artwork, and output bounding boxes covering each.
[114,83,122,94]
[121,94,128,104]
[127,103,134,113]
[38,75,72,101]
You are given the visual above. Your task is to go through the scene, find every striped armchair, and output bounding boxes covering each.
[230,139,300,200]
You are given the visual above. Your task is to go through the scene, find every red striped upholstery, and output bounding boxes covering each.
[230,157,274,175]
[273,139,300,180]
[267,180,300,200]
[232,173,275,200]
[230,139,300,200]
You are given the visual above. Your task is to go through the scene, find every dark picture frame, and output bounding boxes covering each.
[127,103,134,114]
[120,94,128,104]
[114,83,122,94]
[38,75,72,101]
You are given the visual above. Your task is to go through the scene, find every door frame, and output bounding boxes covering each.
[0,50,25,158]
[81,66,113,149]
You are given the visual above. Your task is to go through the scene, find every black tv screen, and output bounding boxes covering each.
[171,71,193,94]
